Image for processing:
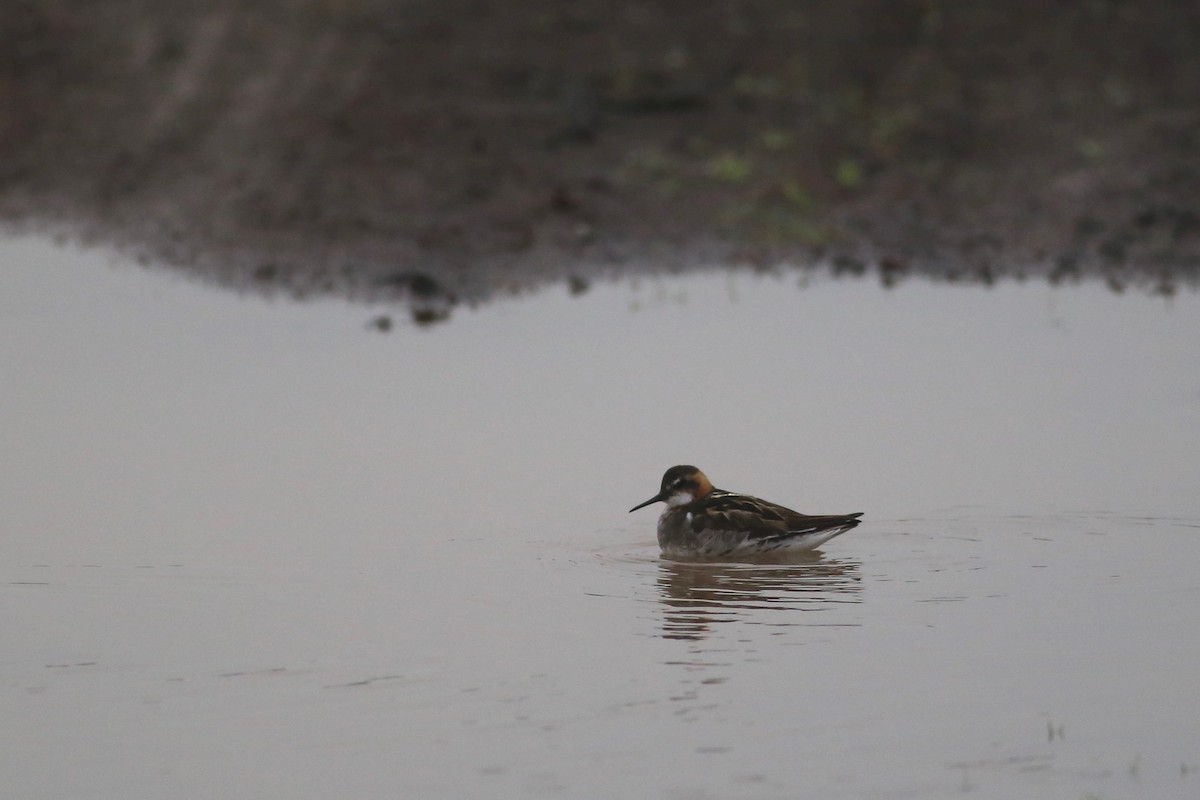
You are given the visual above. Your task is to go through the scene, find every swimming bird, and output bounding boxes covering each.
[630,465,862,557]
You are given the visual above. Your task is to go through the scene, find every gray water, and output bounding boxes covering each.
[3,237,1199,799]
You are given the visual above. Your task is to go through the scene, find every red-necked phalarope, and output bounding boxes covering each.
[630,465,863,557]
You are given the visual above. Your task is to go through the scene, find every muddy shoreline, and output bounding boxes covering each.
[3,1,1198,321]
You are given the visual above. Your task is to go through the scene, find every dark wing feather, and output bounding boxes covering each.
[690,491,863,541]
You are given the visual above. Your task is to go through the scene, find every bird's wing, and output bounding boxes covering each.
[690,492,862,540]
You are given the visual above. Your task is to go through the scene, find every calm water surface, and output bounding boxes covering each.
[2,238,1199,799]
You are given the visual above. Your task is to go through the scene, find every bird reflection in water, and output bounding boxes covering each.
[656,553,862,641]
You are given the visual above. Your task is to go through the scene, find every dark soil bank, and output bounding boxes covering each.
[3,0,1199,320]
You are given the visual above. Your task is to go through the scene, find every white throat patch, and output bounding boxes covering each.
[666,492,694,508]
